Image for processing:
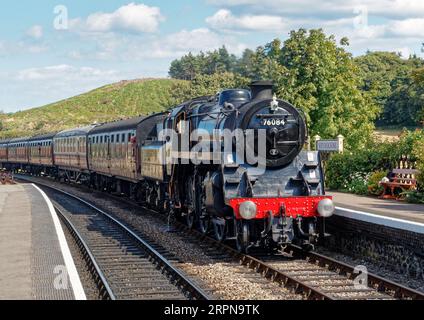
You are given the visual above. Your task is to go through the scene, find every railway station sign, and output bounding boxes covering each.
[315,135,344,153]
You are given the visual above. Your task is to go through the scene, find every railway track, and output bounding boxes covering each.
[42,184,210,300]
[178,225,423,300]
[19,175,424,300]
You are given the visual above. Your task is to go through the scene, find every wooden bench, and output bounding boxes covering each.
[380,168,420,200]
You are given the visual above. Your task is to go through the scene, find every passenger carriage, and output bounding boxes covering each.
[28,133,56,175]
[54,125,97,183]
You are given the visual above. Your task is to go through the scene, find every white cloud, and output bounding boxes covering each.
[72,3,164,34]
[207,0,424,18]
[68,28,247,61]
[15,64,118,81]
[151,28,247,57]
[206,9,285,32]
[26,25,43,39]
[388,18,424,37]
[0,65,125,112]
[0,41,6,55]
[0,40,48,56]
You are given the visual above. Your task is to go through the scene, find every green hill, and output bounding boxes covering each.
[0,78,186,139]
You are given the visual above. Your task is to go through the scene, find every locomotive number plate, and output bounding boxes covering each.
[261,119,285,126]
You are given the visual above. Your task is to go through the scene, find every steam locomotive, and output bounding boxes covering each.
[0,81,334,252]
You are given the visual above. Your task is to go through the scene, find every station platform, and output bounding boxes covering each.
[328,191,424,234]
[0,183,86,300]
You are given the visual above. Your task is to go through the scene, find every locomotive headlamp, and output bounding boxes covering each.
[317,199,335,218]
[239,201,257,220]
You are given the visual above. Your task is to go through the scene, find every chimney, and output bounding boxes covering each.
[250,80,274,101]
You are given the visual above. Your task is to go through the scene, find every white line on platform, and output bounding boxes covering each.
[335,206,424,234]
[32,184,87,300]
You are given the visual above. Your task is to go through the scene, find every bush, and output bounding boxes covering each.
[404,191,424,204]
[367,170,388,196]
[326,141,393,191]
[326,130,424,198]
[344,173,370,195]
[413,138,424,190]
[405,137,424,202]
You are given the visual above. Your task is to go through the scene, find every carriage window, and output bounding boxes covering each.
[111,135,114,143]
[100,136,103,144]
[116,134,120,143]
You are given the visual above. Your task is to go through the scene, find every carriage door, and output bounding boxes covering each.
[107,135,111,174]
[76,137,81,168]
[38,142,42,165]
[130,131,136,179]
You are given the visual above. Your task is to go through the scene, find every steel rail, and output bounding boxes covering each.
[33,181,210,301]
[286,244,424,300]
[175,224,335,300]
[55,205,116,300]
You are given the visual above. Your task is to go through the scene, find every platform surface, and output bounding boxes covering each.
[0,184,85,300]
[329,191,424,233]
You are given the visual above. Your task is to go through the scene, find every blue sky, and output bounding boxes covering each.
[1,0,424,113]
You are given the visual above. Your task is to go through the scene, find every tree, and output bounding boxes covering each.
[169,46,238,80]
[247,39,287,82]
[171,72,250,104]
[412,67,424,85]
[275,29,379,149]
[412,68,424,124]
[169,52,203,80]
[355,52,424,126]
[234,49,256,78]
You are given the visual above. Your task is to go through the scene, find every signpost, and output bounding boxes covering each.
[314,135,344,182]
[315,135,344,153]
